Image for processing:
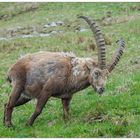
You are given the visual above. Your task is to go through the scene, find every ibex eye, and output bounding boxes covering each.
[94,71,100,78]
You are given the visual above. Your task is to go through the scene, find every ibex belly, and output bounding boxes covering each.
[23,60,71,99]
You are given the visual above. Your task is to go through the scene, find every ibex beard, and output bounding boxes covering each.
[3,16,125,127]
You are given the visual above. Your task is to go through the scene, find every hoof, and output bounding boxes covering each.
[25,121,33,127]
[5,122,13,128]
[63,115,70,123]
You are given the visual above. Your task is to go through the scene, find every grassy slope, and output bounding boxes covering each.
[0,2,140,137]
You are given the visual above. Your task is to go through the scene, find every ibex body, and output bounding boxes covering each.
[4,16,125,127]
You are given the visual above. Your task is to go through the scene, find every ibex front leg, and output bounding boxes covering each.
[4,82,23,127]
[26,90,51,126]
[61,97,72,120]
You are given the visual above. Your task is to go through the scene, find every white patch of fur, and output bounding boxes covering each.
[72,67,81,76]
[71,57,93,66]
[59,51,76,58]
[71,57,92,76]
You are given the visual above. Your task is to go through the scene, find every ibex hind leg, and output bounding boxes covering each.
[3,96,31,127]
[3,81,24,127]
[26,90,51,126]
[3,95,31,126]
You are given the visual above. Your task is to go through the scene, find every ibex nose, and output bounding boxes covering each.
[98,87,105,94]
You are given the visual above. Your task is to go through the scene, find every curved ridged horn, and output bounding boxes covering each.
[107,39,125,72]
[78,16,106,69]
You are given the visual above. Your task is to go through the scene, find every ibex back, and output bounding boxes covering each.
[3,16,125,127]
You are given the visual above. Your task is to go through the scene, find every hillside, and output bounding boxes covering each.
[0,2,140,137]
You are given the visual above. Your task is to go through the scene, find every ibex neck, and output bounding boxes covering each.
[68,57,93,94]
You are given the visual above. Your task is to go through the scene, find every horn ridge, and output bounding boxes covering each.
[78,16,106,69]
[107,39,125,72]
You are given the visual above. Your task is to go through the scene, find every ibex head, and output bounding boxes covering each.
[79,16,125,94]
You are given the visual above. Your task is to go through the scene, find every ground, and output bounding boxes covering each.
[0,2,140,137]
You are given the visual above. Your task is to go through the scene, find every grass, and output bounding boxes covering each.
[0,2,140,138]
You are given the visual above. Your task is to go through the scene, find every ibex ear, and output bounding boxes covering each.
[86,60,97,70]
[102,69,109,74]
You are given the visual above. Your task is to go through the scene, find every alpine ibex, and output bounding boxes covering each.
[3,16,125,127]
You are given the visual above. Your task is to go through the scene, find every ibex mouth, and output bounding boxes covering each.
[92,86,105,94]
[97,87,105,95]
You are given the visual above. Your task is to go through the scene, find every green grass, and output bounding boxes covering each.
[0,2,140,137]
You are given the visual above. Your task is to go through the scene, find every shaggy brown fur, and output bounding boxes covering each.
[4,51,108,127]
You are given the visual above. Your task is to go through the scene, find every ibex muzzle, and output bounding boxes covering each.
[3,16,125,127]
[88,68,109,94]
